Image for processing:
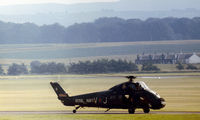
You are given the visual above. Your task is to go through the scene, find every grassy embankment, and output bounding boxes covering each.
[1,40,200,74]
[0,40,200,66]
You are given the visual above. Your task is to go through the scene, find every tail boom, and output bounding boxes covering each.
[50,82,69,100]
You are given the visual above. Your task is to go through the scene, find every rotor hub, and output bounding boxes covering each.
[126,76,137,82]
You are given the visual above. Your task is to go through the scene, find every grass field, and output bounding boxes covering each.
[0,114,200,120]
[0,73,200,120]
[0,40,200,66]
[0,73,200,111]
[1,40,200,120]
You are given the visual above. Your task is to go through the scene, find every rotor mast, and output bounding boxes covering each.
[126,76,137,82]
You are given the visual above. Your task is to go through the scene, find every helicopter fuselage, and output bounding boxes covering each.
[50,80,165,114]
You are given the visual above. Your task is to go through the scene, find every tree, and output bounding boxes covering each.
[56,63,67,74]
[30,61,67,74]
[176,62,184,70]
[68,59,138,74]
[30,61,41,74]
[0,65,4,75]
[0,17,200,44]
[186,64,198,70]
[7,63,28,75]
[141,63,160,71]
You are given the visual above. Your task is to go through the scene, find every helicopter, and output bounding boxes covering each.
[50,76,165,114]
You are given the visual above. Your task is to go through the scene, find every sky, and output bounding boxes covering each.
[0,0,199,10]
[0,0,119,6]
[0,0,199,14]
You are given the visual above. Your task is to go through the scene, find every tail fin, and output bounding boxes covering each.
[50,82,69,100]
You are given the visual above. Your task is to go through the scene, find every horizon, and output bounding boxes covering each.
[0,0,118,6]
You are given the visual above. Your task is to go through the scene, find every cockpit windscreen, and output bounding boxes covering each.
[137,81,150,90]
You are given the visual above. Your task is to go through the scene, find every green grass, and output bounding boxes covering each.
[0,73,200,111]
[0,73,200,120]
[0,114,200,120]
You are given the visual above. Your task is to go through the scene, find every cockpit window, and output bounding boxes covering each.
[109,83,137,91]
[128,84,136,90]
[137,81,161,98]
[137,81,149,90]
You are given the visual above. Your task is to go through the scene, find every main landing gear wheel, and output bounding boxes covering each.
[143,108,150,113]
[73,110,76,113]
[128,108,135,114]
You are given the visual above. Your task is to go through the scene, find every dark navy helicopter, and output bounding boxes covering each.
[50,76,165,114]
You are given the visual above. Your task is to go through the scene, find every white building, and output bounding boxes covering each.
[187,53,200,64]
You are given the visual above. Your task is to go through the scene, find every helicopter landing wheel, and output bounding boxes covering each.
[73,110,76,113]
[128,108,135,114]
[73,105,81,113]
[143,107,150,113]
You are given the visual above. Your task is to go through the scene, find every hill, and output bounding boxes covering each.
[1,4,200,26]
[0,17,200,44]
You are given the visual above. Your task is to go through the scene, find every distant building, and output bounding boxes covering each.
[135,53,200,64]
[187,53,200,64]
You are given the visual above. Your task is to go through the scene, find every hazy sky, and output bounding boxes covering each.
[0,0,199,12]
[0,0,118,5]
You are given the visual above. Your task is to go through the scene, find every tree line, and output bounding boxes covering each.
[0,17,200,44]
[1,59,139,75]
[0,60,153,75]
[68,59,138,74]
[0,60,199,75]
[176,62,198,70]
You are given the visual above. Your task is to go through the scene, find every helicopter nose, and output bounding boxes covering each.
[160,98,166,108]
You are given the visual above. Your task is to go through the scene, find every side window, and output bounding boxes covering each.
[135,83,143,90]
[129,84,136,90]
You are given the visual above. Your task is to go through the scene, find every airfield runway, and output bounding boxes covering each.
[0,111,200,115]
